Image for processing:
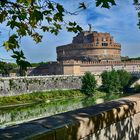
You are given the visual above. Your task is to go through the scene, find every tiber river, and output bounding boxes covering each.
[0,97,96,128]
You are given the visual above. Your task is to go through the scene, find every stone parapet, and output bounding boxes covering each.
[60,60,140,66]
[81,60,140,65]
[57,43,121,50]
[1,93,140,140]
[0,75,82,96]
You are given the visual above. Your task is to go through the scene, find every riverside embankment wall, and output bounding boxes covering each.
[0,75,83,96]
[0,72,140,96]
[0,94,140,140]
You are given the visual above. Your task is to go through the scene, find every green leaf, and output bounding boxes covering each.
[79,2,87,9]
[69,22,77,26]
[41,26,49,32]
[0,1,7,6]
[3,42,10,50]
[48,2,54,10]
[8,10,15,14]
[96,0,116,9]
[12,15,17,21]
[50,27,59,35]
[42,10,51,15]
[32,33,43,43]
[56,4,64,13]
[11,50,31,76]
[76,25,83,32]
[0,10,7,23]
[17,22,29,36]
[53,13,64,22]
[7,20,20,29]
[3,34,19,50]
[133,0,139,5]
[53,23,62,30]
[67,22,82,33]
[18,11,27,21]
[46,17,52,23]
[29,9,43,27]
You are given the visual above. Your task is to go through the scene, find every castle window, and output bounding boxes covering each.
[110,39,112,44]
[102,43,108,46]
[96,38,99,46]
[102,38,106,42]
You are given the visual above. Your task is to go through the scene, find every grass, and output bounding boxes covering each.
[0,90,85,106]
[0,89,135,107]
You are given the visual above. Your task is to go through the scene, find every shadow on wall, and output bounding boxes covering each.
[28,64,49,76]
[86,100,140,140]
[76,98,140,140]
[0,95,140,140]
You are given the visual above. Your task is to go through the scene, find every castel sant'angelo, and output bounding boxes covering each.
[57,29,121,62]
[30,27,140,76]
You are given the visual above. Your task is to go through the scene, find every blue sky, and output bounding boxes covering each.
[0,0,140,63]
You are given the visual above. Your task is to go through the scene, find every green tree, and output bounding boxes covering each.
[0,61,14,76]
[101,70,121,93]
[81,72,97,96]
[134,84,140,93]
[11,50,31,76]
[31,61,48,67]
[117,70,132,92]
[101,70,132,93]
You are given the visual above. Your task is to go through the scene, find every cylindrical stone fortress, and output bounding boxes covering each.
[57,31,121,61]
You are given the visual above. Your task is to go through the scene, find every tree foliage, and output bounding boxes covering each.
[31,61,48,67]
[117,70,132,92]
[81,72,97,96]
[134,83,140,93]
[101,70,120,93]
[96,0,116,8]
[101,70,132,93]
[11,50,31,76]
[0,0,139,51]
[0,0,83,51]
[0,61,15,76]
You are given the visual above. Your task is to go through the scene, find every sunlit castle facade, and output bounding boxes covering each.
[57,30,121,62]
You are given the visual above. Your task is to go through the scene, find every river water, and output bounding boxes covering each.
[0,97,96,128]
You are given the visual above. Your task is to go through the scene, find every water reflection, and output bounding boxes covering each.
[0,97,96,128]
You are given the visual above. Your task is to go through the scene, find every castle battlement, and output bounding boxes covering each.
[59,60,140,66]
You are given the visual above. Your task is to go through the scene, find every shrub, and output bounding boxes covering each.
[117,70,131,92]
[101,70,120,93]
[101,69,131,93]
[134,84,140,93]
[81,72,97,96]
